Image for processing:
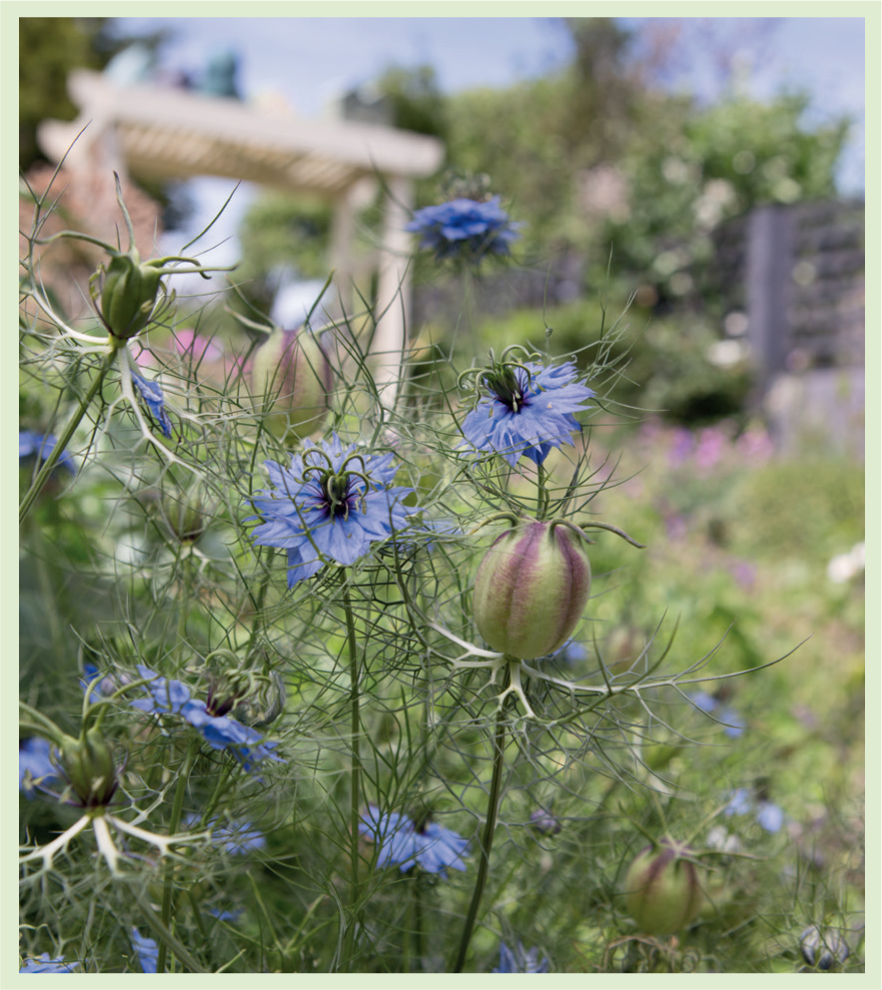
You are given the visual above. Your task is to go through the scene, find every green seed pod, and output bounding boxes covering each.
[59,727,118,808]
[473,519,592,660]
[160,477,211,543]
[233,670,287,728]
[97,249,164,340]
[250,326,333,443]
[624,837,704,936]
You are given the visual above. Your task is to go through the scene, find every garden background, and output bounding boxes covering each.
[15,11,872,978]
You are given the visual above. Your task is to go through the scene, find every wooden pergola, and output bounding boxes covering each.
[38,69,445,404]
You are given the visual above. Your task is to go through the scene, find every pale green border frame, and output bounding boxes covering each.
[4,2,878,986]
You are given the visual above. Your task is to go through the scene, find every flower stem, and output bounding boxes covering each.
[19,347,119,525]
[156,739,199,974]
[452,671,510,973]
[536,461,550,520]
[340,569,363,971]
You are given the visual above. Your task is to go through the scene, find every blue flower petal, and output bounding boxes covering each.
[131,372,173,438]
[130,928,158,973]
[460,361,593,466]
[19,737,60,797]
[19,953,78,973]
[19,430,76,473]
[493,941,550,973]
[248,434,415,586]
[756,801,785,833]
[407,197,523,263]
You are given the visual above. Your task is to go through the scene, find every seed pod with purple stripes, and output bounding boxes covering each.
[472,518,592,660]
[624,836,704,936]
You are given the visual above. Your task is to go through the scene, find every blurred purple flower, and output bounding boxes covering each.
[729,560,757,589]
[130,929,158,973]
[688,691,745,738]
[736,427,774,463]
[667,428,694,467]
[694,427,726,471]
[406,196,522,263]
[19,430,76,473]
[755,801,785,833]
[359,806,469,877]
[493,941,550,973]
[174,328,224,364]
[19,953,78,973]
[183,813,266,855]
[131,372,173,438]
[550,638,587,664]
[530,808,562,835]
[725,788,784,833]
[19,737,60,797]
[132,665,282,772]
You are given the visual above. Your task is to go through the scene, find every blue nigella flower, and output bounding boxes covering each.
[248,433,415,587]
[80,662,125,704]
[460,360,594,467]
[19,737,60,798]
[183,813,266,855]
[550,638,587,664]
[207,906,244,923]
[406,196,522,263]
[19,953,78,973]
[131,371,173,438]
[19,430,76,473]
[493,941,550,973]
[132,665,282,772]
[130,929,158,974]
[688,691,745,739]
[359,806,468,877]
[725,788,785,833]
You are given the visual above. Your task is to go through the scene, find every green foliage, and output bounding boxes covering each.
[19,18,109,170]
[376,64,449,141]
[235,195,336,312]
[603,90,850,298]
[728,459,865,563]
[469,298,750,425]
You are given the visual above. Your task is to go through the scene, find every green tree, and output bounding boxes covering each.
[19,18,131,171]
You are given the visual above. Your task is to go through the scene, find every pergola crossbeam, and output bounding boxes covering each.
[38,69,445,408]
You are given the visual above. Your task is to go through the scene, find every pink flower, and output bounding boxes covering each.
[693,428,726,471]
[174,329,224,364]
[736,428,774,463]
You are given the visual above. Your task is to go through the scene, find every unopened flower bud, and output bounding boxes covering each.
[233,670,287,728]
[473,519,591,660]
[160,478,211,542]
[60,727,118,807]
[95,249,165,341]
[800,925,850,970]
[250,326,333,442]
[624,837,703,936]
[530,808,562,835]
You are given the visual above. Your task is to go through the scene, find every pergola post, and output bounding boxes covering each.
[372,175,413,410]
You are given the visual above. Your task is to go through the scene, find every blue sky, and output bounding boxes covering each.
[107,15,865,276]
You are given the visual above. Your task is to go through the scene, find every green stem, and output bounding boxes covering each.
[340,569,363,971]
[18,701,67,746]
[156,739,200,974]
[413,875,425,972]
[452,678,510,973]
[536,461,550,520]
[19,347,119,525]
